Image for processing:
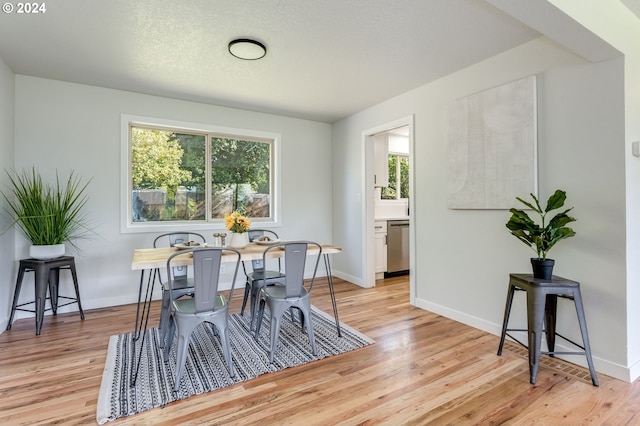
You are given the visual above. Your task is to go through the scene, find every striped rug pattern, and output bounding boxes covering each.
[97,306,373,424]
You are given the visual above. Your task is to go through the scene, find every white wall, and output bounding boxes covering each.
[547,0,640,386]
[0,56,15,331]
[10,76,333,318]
[332,37,629,379]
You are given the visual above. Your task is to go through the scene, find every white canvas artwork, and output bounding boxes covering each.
[447,75,537,209]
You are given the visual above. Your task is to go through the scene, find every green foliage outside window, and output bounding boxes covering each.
[130,126,272,223]
[381,154,409,200]
[211,137,270,218]
[131,128,193,194]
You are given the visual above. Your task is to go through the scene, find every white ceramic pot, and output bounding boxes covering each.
[29,244,66,260]
[227,232,249,249]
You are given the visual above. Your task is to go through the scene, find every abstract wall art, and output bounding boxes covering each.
[447,75,537,209]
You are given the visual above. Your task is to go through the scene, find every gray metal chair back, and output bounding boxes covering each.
[192,248,224,312]
[248,229,278,241]
[154,232,205,280]
[282,242,310,298]
[240,229,286,330]
[165,247,240,308]
[246,229,281,273]
[255,241,322,363]
[164,247,241,392]
[153,231,206,348]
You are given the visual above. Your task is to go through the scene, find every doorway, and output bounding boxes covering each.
[362,116,415,305]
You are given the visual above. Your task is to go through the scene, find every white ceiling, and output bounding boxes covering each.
[623,0,640,18]
[0,0,545,123]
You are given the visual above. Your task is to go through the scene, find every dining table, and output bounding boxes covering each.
[128,241,343,386]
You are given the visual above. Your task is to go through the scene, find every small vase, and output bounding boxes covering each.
[30,244,66,260]
[227,232,249,249]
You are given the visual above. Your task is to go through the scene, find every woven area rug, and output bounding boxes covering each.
[97,306,373,424]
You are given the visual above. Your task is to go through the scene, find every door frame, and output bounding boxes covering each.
[361,115,415,304]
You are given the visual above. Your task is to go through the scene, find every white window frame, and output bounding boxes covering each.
[120,114,281,234]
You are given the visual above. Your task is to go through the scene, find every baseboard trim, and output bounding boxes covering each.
[415,296,633,383]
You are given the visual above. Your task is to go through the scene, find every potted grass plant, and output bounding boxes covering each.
[1,167,93,259]
[505,189,576,279]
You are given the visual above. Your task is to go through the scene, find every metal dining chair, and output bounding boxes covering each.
[254,241,322,363]
[153,232,206,348]
[163,247,241,392]
[241,229,286,330]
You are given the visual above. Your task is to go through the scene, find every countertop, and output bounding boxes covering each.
[375,217,410,221]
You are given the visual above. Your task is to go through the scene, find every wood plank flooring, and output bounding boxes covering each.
[1,275,639,425]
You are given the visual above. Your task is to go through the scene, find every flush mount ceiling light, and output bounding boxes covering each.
[228,38,267,60]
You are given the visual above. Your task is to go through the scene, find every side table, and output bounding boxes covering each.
[6,256,85,335]
[497,273,598,386]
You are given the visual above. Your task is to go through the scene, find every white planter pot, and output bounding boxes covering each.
[227,232,249,249]
[29,244,66,260]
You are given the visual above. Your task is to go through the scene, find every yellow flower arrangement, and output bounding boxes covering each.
[225,211,251,233]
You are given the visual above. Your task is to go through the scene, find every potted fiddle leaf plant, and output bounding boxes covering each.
[505,189,576,279]
[1,167,93,259]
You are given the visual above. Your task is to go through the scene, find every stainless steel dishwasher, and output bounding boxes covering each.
[386,220,409,276]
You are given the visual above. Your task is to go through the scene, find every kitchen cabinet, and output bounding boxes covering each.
[375,220,387,274]
[374,134,389,188]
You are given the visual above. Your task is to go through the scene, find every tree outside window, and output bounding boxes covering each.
[130,125,272,223]
[210,137,271,219]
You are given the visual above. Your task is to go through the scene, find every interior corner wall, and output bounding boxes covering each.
[546,0,640,383]
[332,37,628,380]
[11,76,333,320]
[0,55,15,333]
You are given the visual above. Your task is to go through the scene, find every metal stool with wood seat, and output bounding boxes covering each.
[497,273,598,386]
[6,255,84,335]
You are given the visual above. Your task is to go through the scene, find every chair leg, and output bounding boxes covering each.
[269,308,284,364]
[526,289,546,385]
[544,294,558,356]
[163,314,176,361]
[240,282,250,316]
[68,261,84,319]
[48,268,60,314]
[6,264,26,331]
[210,323,219,337]
[300,303,316,356]
[497,284,516,356]
[255,298,266,341]
[159,289,171,348]
[173,322,196,393]
[290,307,299,326]
[216,323,235,378]
[573,290,599,386]
[249,283,264,331]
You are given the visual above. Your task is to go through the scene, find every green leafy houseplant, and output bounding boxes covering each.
[1,168,92,252]
[505,189,576,261]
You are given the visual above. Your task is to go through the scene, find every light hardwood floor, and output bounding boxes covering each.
[1,275,640,425]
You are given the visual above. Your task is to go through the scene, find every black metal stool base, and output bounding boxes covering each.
[497,273,598,387]
[7,256,84,335]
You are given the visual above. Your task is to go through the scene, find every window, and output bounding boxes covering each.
[210,135,272,219]
[381,154,409,200]
[123,116,279,231]
[131,127,207,222]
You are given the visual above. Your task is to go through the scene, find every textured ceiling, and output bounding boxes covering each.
[0,0,541,123]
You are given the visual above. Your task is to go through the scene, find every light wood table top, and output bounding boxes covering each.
[131,242,342,270]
